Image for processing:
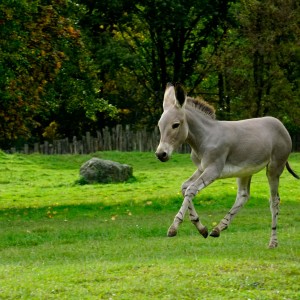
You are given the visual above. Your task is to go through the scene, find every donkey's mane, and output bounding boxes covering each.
[186,97,216,119]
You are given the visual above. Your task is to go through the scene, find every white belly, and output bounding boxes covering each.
[219,162,267,179]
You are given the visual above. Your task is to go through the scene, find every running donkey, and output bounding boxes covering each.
[155,83,299,248]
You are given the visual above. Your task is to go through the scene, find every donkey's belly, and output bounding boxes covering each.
[220,161,268,179]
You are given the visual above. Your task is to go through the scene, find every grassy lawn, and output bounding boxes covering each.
[0,151,299,299]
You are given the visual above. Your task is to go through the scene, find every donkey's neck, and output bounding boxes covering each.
[185,107,218,154]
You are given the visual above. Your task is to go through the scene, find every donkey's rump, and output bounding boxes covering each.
[222,116,292,166]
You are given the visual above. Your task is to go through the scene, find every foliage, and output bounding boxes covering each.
[0,0,117,147]
[42,121,59,141]
[212,0,300,124]
[0,152,299,298]
[78,0,233,126]
[0,0,299,148]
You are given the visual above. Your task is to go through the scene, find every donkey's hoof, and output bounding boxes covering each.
[167,225,177,237]
[209,228,220,238]
[199,226,208,238]
[268,241,278,249]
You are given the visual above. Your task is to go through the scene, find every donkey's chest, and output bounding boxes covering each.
[219,161,268,179]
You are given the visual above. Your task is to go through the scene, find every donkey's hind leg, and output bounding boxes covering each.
[210,176,252,237]
[267,162,285,248]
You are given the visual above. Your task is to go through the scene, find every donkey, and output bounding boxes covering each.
[155,83,299,248]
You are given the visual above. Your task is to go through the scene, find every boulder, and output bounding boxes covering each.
[79,157,133,184]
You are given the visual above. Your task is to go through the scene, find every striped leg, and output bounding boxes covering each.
[267,175,281,248]
[181,169,202,196]
[210,176,252,237]
[167,167,218,238]
[187,199,208,238]
[167,200,186,237]
[167,196,208,238]
[179,170,208,237]
[268,191,280,248]
[267,161,285,248]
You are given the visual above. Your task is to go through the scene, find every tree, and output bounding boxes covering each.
[0,0,117,148]
[1,0,299,148]
[78,0,232,127]
[212,0,300,129]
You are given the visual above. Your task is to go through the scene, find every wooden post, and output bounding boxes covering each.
[86,132,91,153]
[125,125,130,151]
[24,144,29,154]
[57,140,61,154]
[72,136,77,154]
[97,131,103,150]
[34,143,39,153]
[44,141,49,154]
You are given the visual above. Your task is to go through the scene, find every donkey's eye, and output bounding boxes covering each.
[172,123,180,129]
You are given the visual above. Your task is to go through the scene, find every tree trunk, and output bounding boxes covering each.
[253,51,264,117]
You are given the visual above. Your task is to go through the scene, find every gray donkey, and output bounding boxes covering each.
[155,83,299,248]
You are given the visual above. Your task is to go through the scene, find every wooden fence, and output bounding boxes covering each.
[292,134,300,152]
[10,124,300,154]
[13,125,191,155]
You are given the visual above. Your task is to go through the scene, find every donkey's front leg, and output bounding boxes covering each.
[181,169,202,196]
[187,198,208,238]
[168,168,218,238]
[167,195,208,238]
[167,196,190,237]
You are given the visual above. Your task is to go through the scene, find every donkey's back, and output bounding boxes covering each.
[214,116,292,179]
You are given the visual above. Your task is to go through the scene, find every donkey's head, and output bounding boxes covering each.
[155,83,188,162]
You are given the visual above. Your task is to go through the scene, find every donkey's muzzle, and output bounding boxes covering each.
[155,151,169,162]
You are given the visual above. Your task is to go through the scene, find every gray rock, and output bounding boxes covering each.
[79,157,133,184]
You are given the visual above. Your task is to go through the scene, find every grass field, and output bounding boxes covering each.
[0,151,299,299]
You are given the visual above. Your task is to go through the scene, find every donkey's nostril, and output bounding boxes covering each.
[156,151,169,162]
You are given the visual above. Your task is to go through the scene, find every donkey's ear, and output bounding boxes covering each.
[163,83,176,110]
[175,83,186,106]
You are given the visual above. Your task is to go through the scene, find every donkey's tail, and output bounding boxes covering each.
[286,161,300,179]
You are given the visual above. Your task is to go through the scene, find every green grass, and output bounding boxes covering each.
[0,151,299,299]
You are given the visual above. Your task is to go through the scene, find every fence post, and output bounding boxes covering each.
[292,133,300,152]
[125,125,130,151]
[97,131,102,150]
[34,143,39,153]
[57,140,61,154]
[44,141,49,154]
[72,136,77,154]
[15,124,195,154]
[86,132,91,153]
[24,144,29,154]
